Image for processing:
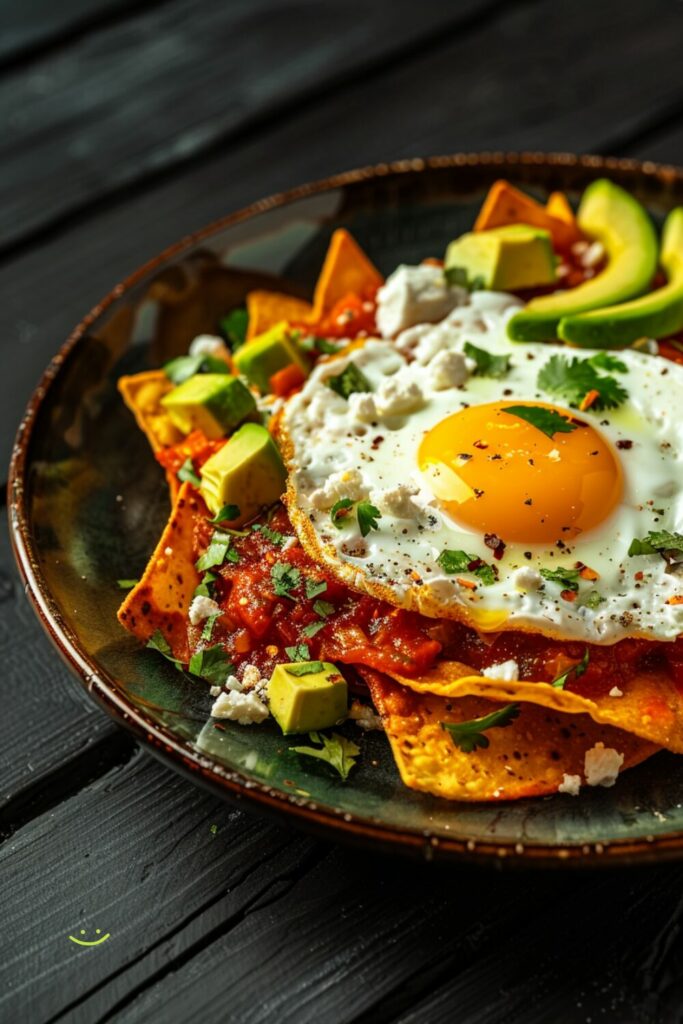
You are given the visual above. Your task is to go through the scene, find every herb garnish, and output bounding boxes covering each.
[628,530,683,558]
[193,571,218,599]
[300,335,340,356]
[271,562,301,600]
[163,353,229,385]
[200,614,220,642]
[442,704,520,753]
[463,341,511,378]
[357,501,382,537]
[220,308,248,351]
[588,352,628,373]
[444,266,485,291]
[327,362,372,400]
[252,523,286,546]
[437,549,496,586]
[286,662,325,676]
[578,590,605,610]
[285,643,310,661]
[503,405,579,439]
[537,354,628,411]
[330,498,354,527]
[313,599,335,618]
[305,578,327,600]
[302,620,327,638]
[178,458,201,486]
[540,566,581,593]
[196,531,239,571]
[551,649,589,690]
[189,645,235,686]
[117,579,138,589]
[146,629,183,670]
[208,504,240,524]
[291,731,360,780]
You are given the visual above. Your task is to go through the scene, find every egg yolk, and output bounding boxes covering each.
[419,401,623,544]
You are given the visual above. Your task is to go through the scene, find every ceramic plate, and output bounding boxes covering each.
[10,153,683,865]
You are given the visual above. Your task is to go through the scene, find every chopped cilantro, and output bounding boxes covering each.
[444,266,486,291]
[163,353,229,384]
[330,498,354,528]
[313,599,335,618]
[291,731,360,780]
[146,629,183,671]
[208,504,240,524]
[357,501,382,538]
[300,335,340,356]
[286,661,325,676]
[628,530,683,557]
[540,566,581,593]
[442,703,520,753]
[305,578,327,600]
[196,531,238,571]
[117,578,138,589]
[285,643,310,661]
[437,549,496,586]
[503,405,579,439]
[252,523,286,546]
[271,562,301,600]
[537,354,628,411]
[551,649,589,690]
[178,457,201,486]
[302,620,327,638]
[220,308,248,351]
[588,352,628,373]
[327,362,372,399]
[463,341,511,378]
[193,571,218,599]
[578,590,605,610]
[201,613,220,642]
[189,645,235,686]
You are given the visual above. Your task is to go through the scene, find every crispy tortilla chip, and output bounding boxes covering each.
[364,669,657,802]
[308,228,383,322]
[117,482,200,662]
[246,290,312,340]
[386,660,683,755]
[118,371,184,499]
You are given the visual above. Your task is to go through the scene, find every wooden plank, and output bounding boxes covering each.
[0,0,493,253]
[0,747,317,1023]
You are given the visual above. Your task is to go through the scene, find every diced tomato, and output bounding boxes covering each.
[269,362,307,397]
[155,430,225,478]
[307,288,378,340]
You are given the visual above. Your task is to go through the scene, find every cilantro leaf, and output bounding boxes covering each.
[313,599,335,618]
[189,645,235,686]
[503,404,579,439]
[305,578,327,599]
[208,504,240,524]
[291,731,360,780]
[271,562,301,600]
[302,620,327,638]
[628,531,683,557]
[437,549,496,586]
[442,703,520,753]
[178,457,201,487]
[463,341,511,378]
[578,590,605,610]
[285,643,310,661]
[252,523,285,546]
[201,613,220,642]
[540,566,581,593]
[588,352,628,373]
[163,353,229,384]
[330,498,354,528]
[444,266,486,291]
[300,335,341,356]
[357,501,382,538]
[146,629,183,671]
[537,354,628,411]
[220,308,248,351]
[551,649,589,690]
[286,662,325,676]
[193,571,218,599]
[196,531,237,571]
[327,362,373,400]
[117,578,138,589]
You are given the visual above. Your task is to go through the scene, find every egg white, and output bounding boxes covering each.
[280,291,683,644]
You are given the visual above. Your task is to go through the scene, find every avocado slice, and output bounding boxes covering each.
[233,321,310,394]
[557,207,683,347]
[444,224,557,291]
[199,422,286,524]
[507,180,658,342]
[267,661,347,734]
[161,373,256,439]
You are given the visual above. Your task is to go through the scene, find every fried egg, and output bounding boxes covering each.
[279,290,683,643]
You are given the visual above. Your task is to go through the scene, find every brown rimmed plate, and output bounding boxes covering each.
[9,152,683,867]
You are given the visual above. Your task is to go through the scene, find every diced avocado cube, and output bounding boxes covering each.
[268,661,347,735]
[161,373,256,439]
[199,422,286,525]
[233,321,310,394]
[445,224,557,292]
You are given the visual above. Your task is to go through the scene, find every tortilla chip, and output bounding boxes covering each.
[246,290,312,340]
[117,482,200,662]
[309,229,383,322]
[364,669,658,802]
[118,371,184,498]
[386,659,683,754]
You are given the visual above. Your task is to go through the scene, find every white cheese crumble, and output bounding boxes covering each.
[371,483,422,520]
[210,689,269,725]
[584,742,624,787]
[375,264,465,337]
[428,349,470,390]
[348,700,384,731]
[189,334,229,358]
[375,376,424,417]
[188,595,220,625]
[348,391,378,424]
[309,468,368,510]
[481,659,519,682]
[558,773,581,796]
[609,686,624,698]
[513,567,542,591]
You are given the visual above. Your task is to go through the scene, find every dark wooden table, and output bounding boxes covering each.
[4,3,683,1020]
